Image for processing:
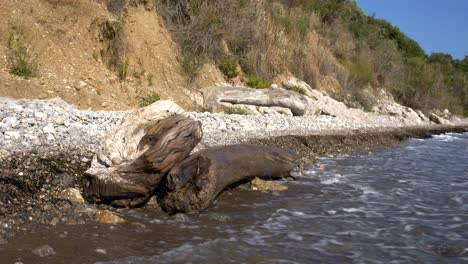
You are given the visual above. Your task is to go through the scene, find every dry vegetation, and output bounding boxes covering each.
[156,0,467,115]
[0,0,466,115]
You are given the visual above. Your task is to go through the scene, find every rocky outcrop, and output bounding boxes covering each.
[203,86,317,116]
[372,103,425,124]
[84,101,202,207]
[282,79,378,122]
[429,113,452,125]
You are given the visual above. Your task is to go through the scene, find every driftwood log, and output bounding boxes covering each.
[203,86,318,116]
[84,114,202,207]
[161,144,299,214]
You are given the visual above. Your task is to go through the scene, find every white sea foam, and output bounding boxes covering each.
[433,134,459,142]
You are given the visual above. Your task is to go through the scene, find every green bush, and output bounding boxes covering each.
[118,58,129,81]
[139,93,160,107]
[224,107,251,115]
[219,55,240,78]
[464,109,468,117]
[287,85,306,95]
[347,63,374,84]
[244,76,271,89]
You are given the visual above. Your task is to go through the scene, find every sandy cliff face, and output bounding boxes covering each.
[0,0,222,110]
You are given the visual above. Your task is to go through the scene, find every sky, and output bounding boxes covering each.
[356,0,468,59]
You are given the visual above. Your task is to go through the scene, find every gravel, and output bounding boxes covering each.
[0,97,412,158]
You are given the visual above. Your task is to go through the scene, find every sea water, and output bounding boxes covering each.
[2,133,468,264]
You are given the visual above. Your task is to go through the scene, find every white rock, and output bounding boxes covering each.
[46,133,55,141]
[95,248,107,254]
[42,124,56,134]
[4,117,18,128]
[34,112,45,119]
[4,131,20,139]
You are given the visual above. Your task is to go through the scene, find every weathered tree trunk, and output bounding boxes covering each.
[84,114,202,207]
[161,144,298,214]
[203,86,318,116]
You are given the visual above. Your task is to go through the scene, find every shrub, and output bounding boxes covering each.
[7,31,37,79]
[9,46,38,78]
[92,51,99,61]
[180,54,200,79]
[7,31,15,49]
[219,55,239,78]
[287,85,306,95]
[347,63,374,85]
[350,88,376,112]
[118,58,129,81]
[147,73,154,86]
[100,20,128,76]
[224,107,251,115]
[101,20,122,41]
[139,93,160,107]
[244,76,271,89]
[463,108,468,118]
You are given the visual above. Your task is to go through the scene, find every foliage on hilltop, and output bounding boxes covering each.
[155,0,467,115]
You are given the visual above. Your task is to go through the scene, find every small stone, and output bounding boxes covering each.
[4,131,20,139]
[32,244,56,257]
[145,197,159,208]
[34,112,45,119]
[54,118,65,126]
[173,213,189,222]
[42,124,56,134]
[46,133,55,141]
[250,178,288,192]
[209,213,232,222]
[95,210,125,224]
[50,217,60,226]
[95,248,107,254]
[53,172,74,187]
[60,188,85,204]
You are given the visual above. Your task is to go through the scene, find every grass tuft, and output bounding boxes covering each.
[139,93,161,107]
[219,55,240,78]
[224,107,251,115]
[244,76,271,89]
[118,58,129,81]
[287,85,306,95]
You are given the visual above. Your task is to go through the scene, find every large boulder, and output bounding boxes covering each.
[282,78,374,122]
[372,102,425,124]
[203,86,317,116]
[84,101,202,207]
[429,113,452,125]
[161,144,298,214]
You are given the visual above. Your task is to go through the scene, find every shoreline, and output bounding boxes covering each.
[0,97,467,240]
[248,125,468,161]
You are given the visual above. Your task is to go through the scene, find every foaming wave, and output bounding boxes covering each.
[432,133,461,142]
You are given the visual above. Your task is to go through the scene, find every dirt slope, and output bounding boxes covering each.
[0,0,221,110]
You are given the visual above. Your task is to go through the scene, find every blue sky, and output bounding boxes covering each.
[356,0,468,59]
